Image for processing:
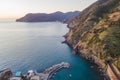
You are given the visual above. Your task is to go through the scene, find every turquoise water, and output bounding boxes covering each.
[0,22,101,80]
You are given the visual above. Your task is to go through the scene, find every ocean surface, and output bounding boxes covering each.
[0,22,102,80]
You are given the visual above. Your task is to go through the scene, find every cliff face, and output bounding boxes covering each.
[66,0,120,70]
[16,11,80,23]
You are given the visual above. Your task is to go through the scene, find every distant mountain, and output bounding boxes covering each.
[16,11,80,23]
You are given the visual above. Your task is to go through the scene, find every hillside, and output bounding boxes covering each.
[66,0,120,78]
[16,11,80,23]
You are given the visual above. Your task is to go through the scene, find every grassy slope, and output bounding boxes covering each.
[68,0,120,70]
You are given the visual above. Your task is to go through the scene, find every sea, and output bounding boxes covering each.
[0,21,102,80]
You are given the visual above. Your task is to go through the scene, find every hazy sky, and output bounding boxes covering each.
[0,0,97,19]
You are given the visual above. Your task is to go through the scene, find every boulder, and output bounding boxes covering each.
[0,69,12,80]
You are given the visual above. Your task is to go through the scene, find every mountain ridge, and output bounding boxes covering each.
[16,11,80,23]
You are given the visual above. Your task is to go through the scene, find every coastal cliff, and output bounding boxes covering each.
[16,11,80,23]
[66,0,120,79]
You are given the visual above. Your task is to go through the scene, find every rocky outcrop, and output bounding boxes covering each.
[0,69,12,80]
[66,0,120,78]
[16,11,80,23]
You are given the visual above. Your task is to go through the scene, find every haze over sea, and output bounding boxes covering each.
[0,21,101,80]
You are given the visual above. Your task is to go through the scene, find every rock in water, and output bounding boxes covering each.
[0,69,12,80]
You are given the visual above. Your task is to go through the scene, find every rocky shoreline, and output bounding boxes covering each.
[63,26,109,79]
[64,0,120,80]
[64,35,110,80]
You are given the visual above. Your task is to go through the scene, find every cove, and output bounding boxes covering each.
[0,22,102,80]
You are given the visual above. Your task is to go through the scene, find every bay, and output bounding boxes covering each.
[0,22,101,80]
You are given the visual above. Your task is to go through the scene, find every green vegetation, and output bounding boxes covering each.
[94,0,120,17]
[67,0,120,70]
[114,59,120,71]
[104,25,120,57]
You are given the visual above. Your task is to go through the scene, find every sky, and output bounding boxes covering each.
[0,0,97,19]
